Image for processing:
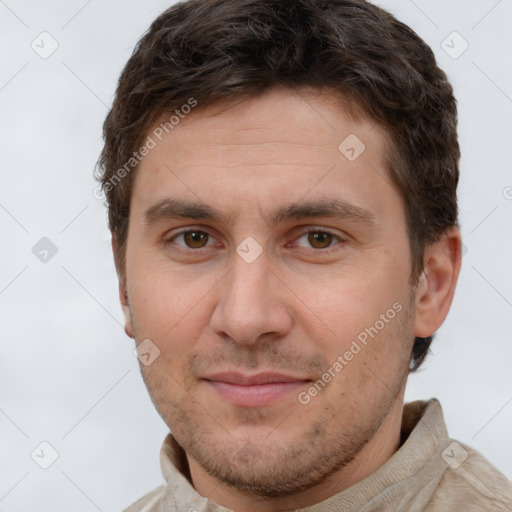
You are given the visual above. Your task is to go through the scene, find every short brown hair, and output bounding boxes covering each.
[96,0,460,370]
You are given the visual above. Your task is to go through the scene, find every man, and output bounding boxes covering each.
[97,0,512,510]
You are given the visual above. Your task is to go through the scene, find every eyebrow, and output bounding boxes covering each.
[143,197,376,228]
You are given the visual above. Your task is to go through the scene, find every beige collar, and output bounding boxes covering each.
[158,399,448,512]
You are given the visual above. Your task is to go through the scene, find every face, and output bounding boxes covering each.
[122,88,419,502]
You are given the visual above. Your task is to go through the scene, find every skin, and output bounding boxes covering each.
[117,87,462,511]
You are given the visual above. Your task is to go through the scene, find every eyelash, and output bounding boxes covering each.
[164,227,346,253]
[165,229,219,250]
[292,230,346,252]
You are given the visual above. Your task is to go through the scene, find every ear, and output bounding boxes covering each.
[112,236,134,338]
[414,227,462,338]
[119,280,134,338]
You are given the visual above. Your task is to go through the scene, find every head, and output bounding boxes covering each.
[97,0,462,507]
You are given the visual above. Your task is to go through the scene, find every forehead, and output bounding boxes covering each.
[150,88,382,156]
[130,87,398,220]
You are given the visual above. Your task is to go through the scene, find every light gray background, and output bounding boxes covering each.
[0,1,511,510]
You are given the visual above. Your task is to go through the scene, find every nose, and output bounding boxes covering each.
[210,252,293,346]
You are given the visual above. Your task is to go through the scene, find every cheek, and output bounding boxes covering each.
[291,264,409,353]
[127,263,220,360]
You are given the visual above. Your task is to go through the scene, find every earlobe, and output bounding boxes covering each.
[414,227,462,338]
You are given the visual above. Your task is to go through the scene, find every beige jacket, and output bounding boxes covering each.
[123,399,512,511]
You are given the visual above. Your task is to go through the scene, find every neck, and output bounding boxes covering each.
[188,390,406,511]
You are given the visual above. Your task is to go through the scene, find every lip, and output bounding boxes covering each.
[203,372,310,407]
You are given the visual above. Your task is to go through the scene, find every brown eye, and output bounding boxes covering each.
[307,231,333,249]
[183,231,209,248]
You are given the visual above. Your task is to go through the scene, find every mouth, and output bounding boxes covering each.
[203,372,311,407]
